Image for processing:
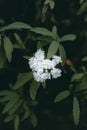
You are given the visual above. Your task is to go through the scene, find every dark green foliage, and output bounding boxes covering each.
[0,0,87,130]
[73,96,80,125]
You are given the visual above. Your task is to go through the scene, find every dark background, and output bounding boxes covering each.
[0,0,87,130]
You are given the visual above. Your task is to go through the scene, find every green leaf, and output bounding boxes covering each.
[4,114,16,122]
[14,33,24,48]
[47,40,59,58]
[70,66,77,73]
[9,100,23,115]
[37,36,54,43]
[22,102,31,121]
[4,36,13,62]
[0,91,19,103]
[44,0,55,9]
[75,82,87,92]
[77,2,87,15]
[60,34,76,42]
[44,0,50,5]
[14,115,20,130]
[0,22,32,32]
[54,90,70,103]
[81,66,86,72]
[0,45,6,68]
[0,97,11,102]
[52,26,57,35]
[29,81,40,100]
[59,44,66,65]
[80,0,85,4]
[73,96,80,125]
[31,27,56,39]
[30,113,38,127]
[71,73,84,82]
[2,99,18,114]
[13,72,33,90]
[49,0,55,9]
[37,41,43,50]
[82,56,87,61]
[0,93,19,102]
[0,90,15,96]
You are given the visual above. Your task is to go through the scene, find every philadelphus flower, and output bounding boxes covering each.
[28,49,62,82]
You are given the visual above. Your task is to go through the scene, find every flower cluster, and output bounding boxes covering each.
[28,49,62,82]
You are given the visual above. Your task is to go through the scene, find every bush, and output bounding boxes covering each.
[0,0,87,130]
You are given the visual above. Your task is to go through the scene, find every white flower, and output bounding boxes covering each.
[43,59,52,69]
[52,55,62,64]
[35,49,44,61]
[51,68,62,78]
[33,71,51,82]
[33,72,42,82]
[41,72,51,81]
[28,49,62,82]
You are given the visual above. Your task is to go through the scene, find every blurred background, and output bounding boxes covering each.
[0,0,87,130]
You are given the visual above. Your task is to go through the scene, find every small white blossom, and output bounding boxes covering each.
[51,68,62,78]
[28,49,62,82]
[52,55,62,64]
[33,72,43,82]
[33,71,51,82]
[35,49,44,61]
[43,59,52,69]
[41,72,51,81]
